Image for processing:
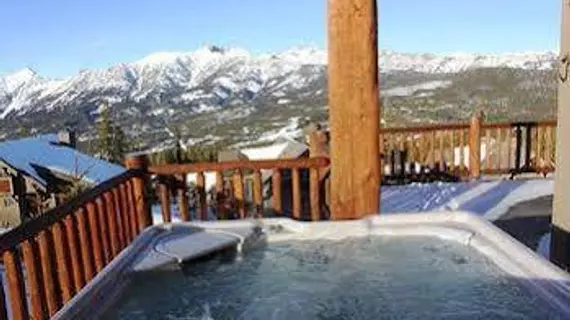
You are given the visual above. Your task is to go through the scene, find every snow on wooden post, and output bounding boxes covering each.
[469,113,483,180]
[328,0,381,220]
[125,154,152,231]
[552,0,570,271]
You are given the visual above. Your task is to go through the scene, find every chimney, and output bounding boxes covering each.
[57,130,76,148]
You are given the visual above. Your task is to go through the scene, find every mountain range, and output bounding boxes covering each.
[0,46,559,150]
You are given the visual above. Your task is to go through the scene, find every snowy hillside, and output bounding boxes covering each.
[0,47,557,120]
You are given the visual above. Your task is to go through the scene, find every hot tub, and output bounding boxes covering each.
[53,212,570,319]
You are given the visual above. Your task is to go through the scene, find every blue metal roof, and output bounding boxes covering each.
[0,134,126,188]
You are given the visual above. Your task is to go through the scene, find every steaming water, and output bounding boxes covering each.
[102,236,566,319]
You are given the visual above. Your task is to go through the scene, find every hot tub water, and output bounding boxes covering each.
[102,235,566,320]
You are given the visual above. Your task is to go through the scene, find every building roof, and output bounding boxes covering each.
[0,134,126,188]
[241,139,309,182]
[217,150,249,162]
[241,139,308,161]
[189,139,311,189]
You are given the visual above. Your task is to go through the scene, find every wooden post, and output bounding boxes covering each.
[292,168,302,220]
[64,215,85,290]
[308,128,329,159]
[552,0,570,271]
[177,175,191,222]
[38,231,60,316]
[76,208,95,281]
[215,171,226,219]
[158,180,172,223]
[125,181,140,238]
[86,202,104,273]
[104,191,121,255]
[253,170,263,218]
[232,171,246,219]
[328,0,380,220]
[21,240,47,319]
[3,250,27,320]
[272,170,283,216]
[196,172,208,220]
[52,222,74,304]
[469,113,483,180]
[125,155,152,231]
[308,129,327,221]
[95,197,111,264]
[309,168,321,221]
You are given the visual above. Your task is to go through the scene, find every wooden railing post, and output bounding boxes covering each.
[125,155,152,231]
[469,113,483,180]
[272,170,283,216]
[308,129,329,221]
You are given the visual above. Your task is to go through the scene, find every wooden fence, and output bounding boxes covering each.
[149,157,330,223]
[0,156,330,319]
[0,170,145,320]
[381,117,558,182]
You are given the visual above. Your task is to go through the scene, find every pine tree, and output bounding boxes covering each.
[110,124,127,163]
[98,103,112,161]
[17,126,31,138]
[174,126,183,164]
[97,104,127,164]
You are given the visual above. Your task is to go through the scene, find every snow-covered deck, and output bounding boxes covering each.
[153,178,554,223]
[381,179,553,221]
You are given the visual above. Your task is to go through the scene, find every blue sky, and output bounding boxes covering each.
[0,0,561,78]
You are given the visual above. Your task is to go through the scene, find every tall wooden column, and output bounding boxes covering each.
[552,0,570,271]
[328,0,381,220]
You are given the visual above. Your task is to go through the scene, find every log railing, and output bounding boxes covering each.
[0,170,147,320]
[0,155,330,319]
[381,117,558,182]
[148,157,331,223]
[480,120,557,176]
[382,123,471,182]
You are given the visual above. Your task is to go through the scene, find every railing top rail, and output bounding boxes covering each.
[482,120,557,129]
[149,157,331,175]
[0,170,140,253]
[382,123,469,134]
[381,119,557,134]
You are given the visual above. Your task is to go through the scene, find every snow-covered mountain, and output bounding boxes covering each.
[379,50,556,73]
[0,46,559,148]
[0,46,557,120]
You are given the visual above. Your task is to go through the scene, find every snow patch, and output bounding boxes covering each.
[383,81,452,97]
[241,143,290,160]
[437,181,502,211]
[255,117,302,143]
[537,233,551,259]
[187,172,218,191]
[484,180,554,220]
